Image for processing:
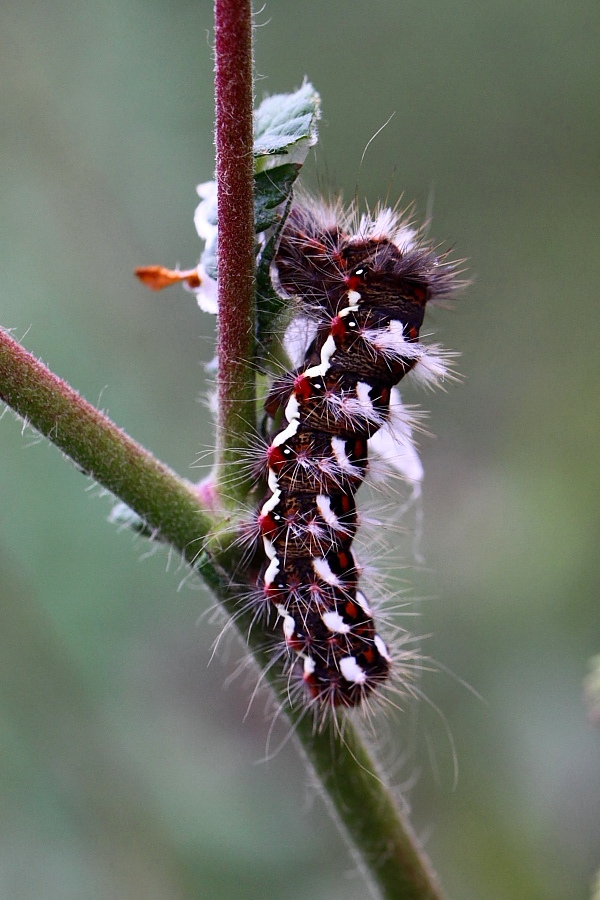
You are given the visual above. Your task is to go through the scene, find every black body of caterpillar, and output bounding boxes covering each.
[256,200,458,710]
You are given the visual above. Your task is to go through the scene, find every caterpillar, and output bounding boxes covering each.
[254,198,459,712]
[135,186,460,716]
[132,85,460,716]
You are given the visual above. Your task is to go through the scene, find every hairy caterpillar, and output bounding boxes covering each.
[136,183,460,716]
[253,198,459,712]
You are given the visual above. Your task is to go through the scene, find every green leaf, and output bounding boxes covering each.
[251,86,320,342]
[197,85,320,346]
[255,232,287,343]
[254,165,303,343]
[254,81,320,173]
[254,163,300,232]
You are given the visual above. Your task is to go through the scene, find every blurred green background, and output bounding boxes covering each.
[1,1,599,897]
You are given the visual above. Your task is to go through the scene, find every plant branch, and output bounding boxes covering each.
[0,329,215,549]
[214,0,256,502]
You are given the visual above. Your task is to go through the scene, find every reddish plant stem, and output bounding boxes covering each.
[214,0,256,501]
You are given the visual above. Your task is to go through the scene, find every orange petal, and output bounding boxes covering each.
[134,265,201,292]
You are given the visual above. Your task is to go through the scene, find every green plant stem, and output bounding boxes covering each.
[214,0,257,502]
[0,329,215,549]
[294,720,443,899]
[0,326,444,899]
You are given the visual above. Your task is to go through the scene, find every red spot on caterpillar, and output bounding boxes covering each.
[293,373,313,401]
[257,511,278,538]
[335,549,352,572]
[262,584,281,602]
[345,273,365,292]
[265,444,286,470]
[303,670,320,697]
[362,646,376,664]
[410,285,428,305]
[344,600,359,620]
[349,436,368,460]
[330,315,346,340]
[339,494,352,514]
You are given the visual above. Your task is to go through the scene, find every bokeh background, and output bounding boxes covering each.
[1,1,599,897]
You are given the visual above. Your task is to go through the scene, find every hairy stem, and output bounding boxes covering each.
[214,0,256,502]
[0,329,215,549]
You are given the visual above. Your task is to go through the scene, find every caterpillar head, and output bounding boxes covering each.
[274,200,456,334]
